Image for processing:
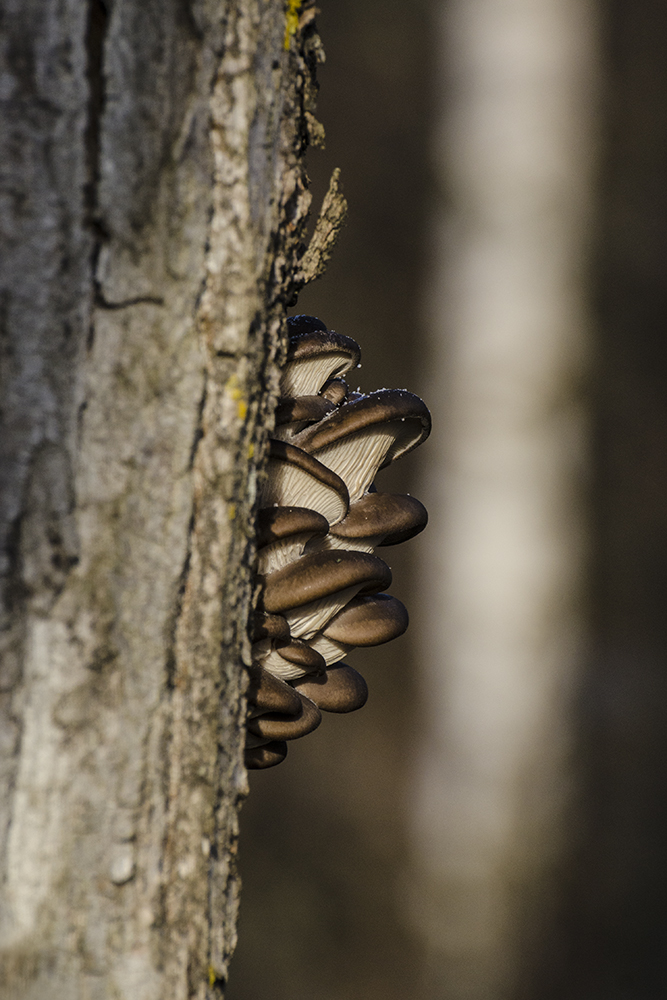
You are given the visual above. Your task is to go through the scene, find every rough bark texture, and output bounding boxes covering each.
[0,0,321,996]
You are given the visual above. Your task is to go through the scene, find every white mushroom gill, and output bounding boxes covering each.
[306,532,380,555]
[307,633,353,666]
[284,584,366,641]
[257,535,319,576]
[262,454,348,524]
[307,428,397,504]
[245,316,431,770]
[280,353,358,398]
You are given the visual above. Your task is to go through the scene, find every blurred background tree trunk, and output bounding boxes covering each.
[0,1,316,996]
[409,2,597,996]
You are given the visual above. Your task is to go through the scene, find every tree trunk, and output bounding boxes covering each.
[0,1,319,995]
[408,1,598,996]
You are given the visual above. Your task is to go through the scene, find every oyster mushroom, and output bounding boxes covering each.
[285,314,329,335]
[291,389,431,503]
[257,506,329,548]
[318,492,429,553]
[246,692,322,741]
[319,377,349,405]
[324,593,409,645]
[256,506,329,575]
[293,664,368,713]
[252,637,327,683]
[273,394,337,439]
[260,549,392,614]
[260,548,392,641]
[303,594,409,669]
[280,327,361,398]
[246,662,302,717]
[245,317,431,770]
[250,611,291,643]
[244,741,289,769]
[261,439,349,526]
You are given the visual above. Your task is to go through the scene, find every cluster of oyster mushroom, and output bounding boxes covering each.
[245,315,431,769]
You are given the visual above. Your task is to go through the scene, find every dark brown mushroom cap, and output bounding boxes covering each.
[245,664,302,715]
[263,440,349,522]
[286,329,361,367]
[323,594,408,646]
[280,330,362,398]
[246,692,322,741]
[320,378,349,405]
[292,388,431,468]
[286,315,328,335]
[250,612,291,643]
[330,493,428,546]
[293,664,368,713]
[244,740,288,769]
[274,395,336,426]
[259,549,392,614]
[275,638,326,674]
[256,506,329,549]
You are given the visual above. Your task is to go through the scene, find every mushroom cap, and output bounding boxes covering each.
[330,492,428,546]
[275,395,336,427]
[286,328,360,365]
[256,506,329,549]
[320,377,349,405]
[290,389,431,503]
[281,330,361,397]
[293,388,431,468]
[246,663,302,716]
[286,315,328,335]
[323,593,409,646]
[275,638,326,674]
[250,612,291,643]
[259,549,392,614]
[262,440,349,525]
[252,642,316,682]
[293,664,368,713]
[244,740,288,769]
[246,691,322,741]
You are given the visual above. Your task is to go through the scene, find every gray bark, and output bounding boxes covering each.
[0,0,319,995]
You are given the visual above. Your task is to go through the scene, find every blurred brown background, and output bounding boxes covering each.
[227,1,667,998]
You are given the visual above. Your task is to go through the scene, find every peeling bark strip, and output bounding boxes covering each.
[0,1,325,996]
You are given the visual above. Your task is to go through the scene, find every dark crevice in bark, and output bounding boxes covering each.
[177,0,206,45]
[84,0,109,235]
[94,293,166,310]
[214,348,246,359]
[165,527,193,692]
[1,513,27,626]
[188,375,208,471]
[84,0,109,353]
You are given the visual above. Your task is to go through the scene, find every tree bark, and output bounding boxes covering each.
[0,0,319,995]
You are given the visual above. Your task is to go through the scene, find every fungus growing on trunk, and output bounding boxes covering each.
[246,316,430,768]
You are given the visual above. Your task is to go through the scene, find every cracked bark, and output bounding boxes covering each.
[0,0,324,996]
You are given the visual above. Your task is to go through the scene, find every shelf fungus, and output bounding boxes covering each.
[246,316,431,769]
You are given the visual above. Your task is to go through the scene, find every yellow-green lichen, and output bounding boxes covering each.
[284,0,302,49]
[226,373,248,422]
